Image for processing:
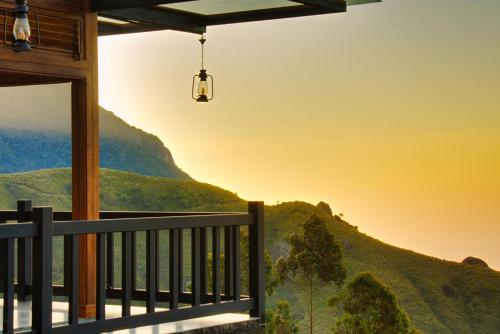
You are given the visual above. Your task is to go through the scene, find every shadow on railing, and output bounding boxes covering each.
[0,200,265,334]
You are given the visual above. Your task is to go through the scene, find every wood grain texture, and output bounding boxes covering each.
[0,0,86,72]
[71,0,99,318]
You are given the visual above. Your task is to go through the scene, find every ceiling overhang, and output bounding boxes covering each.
[94,0,381,36]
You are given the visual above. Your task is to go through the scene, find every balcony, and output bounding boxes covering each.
[0,201,265,333]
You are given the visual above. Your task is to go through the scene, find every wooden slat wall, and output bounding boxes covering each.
[0,14,81,57]
[0,2,83,60]
[0,0,86,73]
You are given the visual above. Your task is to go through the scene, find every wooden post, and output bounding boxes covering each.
[2,238,15,334]
[71,2,100,318]
[32,207,53,333]
[17,200,33,302]
[248,202,265,323]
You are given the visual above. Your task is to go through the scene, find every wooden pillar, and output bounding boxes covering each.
[71,3,99,318]
[0,0,100,318]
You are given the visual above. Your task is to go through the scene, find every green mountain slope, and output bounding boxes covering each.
[0,169,499,334]
[0,168,240,212]
[0,84,189,179]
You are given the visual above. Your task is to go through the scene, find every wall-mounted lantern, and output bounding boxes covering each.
[12,0,31,52]
[192,34,213,103]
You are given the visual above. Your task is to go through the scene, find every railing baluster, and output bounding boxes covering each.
[232,226,241,301]
[191,228,201,307]
[2,238,14,334]
[17,200,32,302]
[131,232,137,291]
[64,236,70,294]
[212,226,221,304]
[106,233,114,288]
[155,231,160,292]
[169,229,179,310]
[178,229,184,292]
[122,232,132,316]
[146,230,157,313]
[248,202,265,322]
[0,224,4,290]
[200,227,208,297]
[224,226,234,299]
[32,207,53,333]
[68,235,79,324]
[96,233,106,320]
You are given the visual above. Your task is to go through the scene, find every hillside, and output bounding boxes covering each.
[0,169,499,334]
[0,168,239,212]
[0,84,189,179]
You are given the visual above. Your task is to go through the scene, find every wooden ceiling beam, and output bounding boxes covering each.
[98,22,169,36]
[99,7,206,34]
[94,0,378,36]
[206,5,342,26]
[92,0,192,12]
[346,0,382,6]
[293,0,346,12]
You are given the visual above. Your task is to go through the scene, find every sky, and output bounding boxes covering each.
[97,0,500,270]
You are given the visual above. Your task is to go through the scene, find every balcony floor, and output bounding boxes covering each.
[1,300,255,333]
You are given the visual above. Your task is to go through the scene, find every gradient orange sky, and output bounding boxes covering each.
[97,0,500,269]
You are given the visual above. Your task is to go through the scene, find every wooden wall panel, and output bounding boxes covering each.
[0,0,99,318]
[0,0,86,71]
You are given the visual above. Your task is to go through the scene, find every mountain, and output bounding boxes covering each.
[0,168,499,334]
[0,84,189,179]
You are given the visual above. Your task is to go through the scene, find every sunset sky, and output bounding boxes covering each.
[97,0,500,269]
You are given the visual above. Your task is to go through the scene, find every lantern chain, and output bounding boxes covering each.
[200,34,206,70]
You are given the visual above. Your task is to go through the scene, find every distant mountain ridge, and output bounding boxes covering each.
[0,84,189,179]
[0,168,498,334]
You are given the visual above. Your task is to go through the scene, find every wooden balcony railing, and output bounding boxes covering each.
[0,200,265,334]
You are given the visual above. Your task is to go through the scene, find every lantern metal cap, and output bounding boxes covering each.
[198,69,208,80]
[15,0,28,14]
[12,40,31,52]
[199,34,206,45]
[196,95,209,103]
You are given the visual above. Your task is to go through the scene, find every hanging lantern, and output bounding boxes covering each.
[192,34,214,103]
[12,0,31,52]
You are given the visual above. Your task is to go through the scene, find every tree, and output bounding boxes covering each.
[265,300,300,334]
[330,272,419,334]
[278,214,346,334]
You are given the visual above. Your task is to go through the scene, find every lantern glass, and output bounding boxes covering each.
[198,79,209,97]
[193,72,213,102]
[13,16,30,42]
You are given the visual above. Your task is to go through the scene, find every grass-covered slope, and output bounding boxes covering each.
[266,202,500,334]
[0,169,499,333]
[0,168,242,212]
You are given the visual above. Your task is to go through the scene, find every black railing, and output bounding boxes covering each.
[0,200,265,334]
